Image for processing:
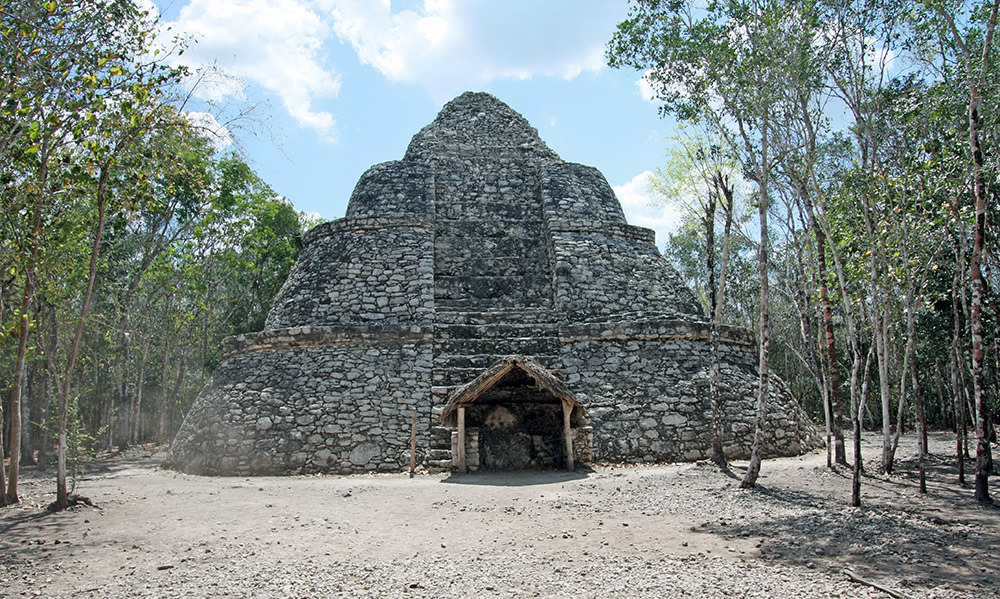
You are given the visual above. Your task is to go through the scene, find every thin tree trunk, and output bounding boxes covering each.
[158,328,173,444]
[742,124,770,490]
[131,336,150,445]
[890,339,910,462]
[939,0,998,505]
[935,359,950,430]
[952,335,967,485]
[911,360,927,494]
[116,331,130,451]
[0,403,7,505]
[20,364,35,466]
[800,185,846,466]
[706,173,727,470]
[54,170,110,511]
[813,187,866,504]
[37,303,56,471]
[966,41,995,507]
[858,184,894,474]
[6,258,35,504]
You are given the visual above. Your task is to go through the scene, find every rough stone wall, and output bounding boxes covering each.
[558,321,823,462]
[265,217,435,330]
[344,161,435,217]
[540,163,703,322]
[168,326,434,475]
[547,227,704,321]
[429,152,554,313]
[540,163,627,225]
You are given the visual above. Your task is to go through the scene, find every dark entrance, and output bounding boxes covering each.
[467,368,566,470]
[440,355,586,472]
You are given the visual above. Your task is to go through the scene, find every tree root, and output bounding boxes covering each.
[47,494,99,512]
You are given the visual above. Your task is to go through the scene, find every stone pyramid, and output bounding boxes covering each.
[168,92,821,475]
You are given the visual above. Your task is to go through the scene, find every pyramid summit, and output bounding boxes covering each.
[168,92,821,475]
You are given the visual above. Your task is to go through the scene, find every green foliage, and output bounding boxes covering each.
[0,0,313,468]
[610,0,1000,435]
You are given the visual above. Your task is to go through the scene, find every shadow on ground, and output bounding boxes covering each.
[695,443,1000,595]
[441,468,591,487]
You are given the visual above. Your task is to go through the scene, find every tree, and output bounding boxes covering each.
[651,130,744,469]
[610,0,825,488]
[924,0,999,503]
[0,0,187,507]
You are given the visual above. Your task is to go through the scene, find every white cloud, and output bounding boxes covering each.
[323,0,623,100]
[862,36,895,72]
[184,111,234,150]
[153,0,625,139]
[613,171,684,247]
[161,0,341,141]
[637,69,657,102]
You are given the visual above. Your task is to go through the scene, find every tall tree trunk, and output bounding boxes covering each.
[912,360,927,494]
[711,172,735,470]
[814,190,866,504]
[966,40,995,506]
[158,329,173,444]
[6,255,35,504]
[938,0,998,503]
[20,364,35,466]
[37,303,56,471]
[742,124,770,490]
[950,261,968,485]
[706,173,727,470]
[891,331,912,462]
[117,332,131,450]
[857,184,895,474]
[131,336,150,445]
[800,186,845,465]
[935,359,950,429]
[875,311,892,473]
[0,403,6,504]
[854,343,876,505]
[54,171,110,510]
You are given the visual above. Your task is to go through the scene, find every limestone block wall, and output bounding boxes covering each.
[167,325,434,475]
[540,163,627,223]
[539,163,703,322]
[344,161,435,217]
[403,94,560,167]
[265,216,434,329]
[548,226,704,322]
[558,321,823,463]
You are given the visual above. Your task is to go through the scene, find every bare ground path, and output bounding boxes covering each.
[1,432,997,598]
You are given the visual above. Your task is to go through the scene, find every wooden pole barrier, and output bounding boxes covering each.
[409,408,417,477]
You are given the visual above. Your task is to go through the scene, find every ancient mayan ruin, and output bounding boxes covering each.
[168,91,822,476]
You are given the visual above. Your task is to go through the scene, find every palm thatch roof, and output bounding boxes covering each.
[439,355,584,427]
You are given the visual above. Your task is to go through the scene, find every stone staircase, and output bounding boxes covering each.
[425,308,564,471]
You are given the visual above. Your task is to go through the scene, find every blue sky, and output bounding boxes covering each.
[150,0,684,245]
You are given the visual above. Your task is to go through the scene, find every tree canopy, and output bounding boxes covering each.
[610,0,999,503]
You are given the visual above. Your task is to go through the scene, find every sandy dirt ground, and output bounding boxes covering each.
[1,432,998,598]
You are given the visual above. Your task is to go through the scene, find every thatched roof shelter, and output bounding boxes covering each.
[439,355,585,427]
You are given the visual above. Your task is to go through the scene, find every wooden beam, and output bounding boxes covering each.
[563,400,574,471]
[457,407,467,473]
[409,408,417,477]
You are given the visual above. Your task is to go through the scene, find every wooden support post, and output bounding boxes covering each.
[563,400,574,471]
[457,407,467,473]
[409,408,417,477]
